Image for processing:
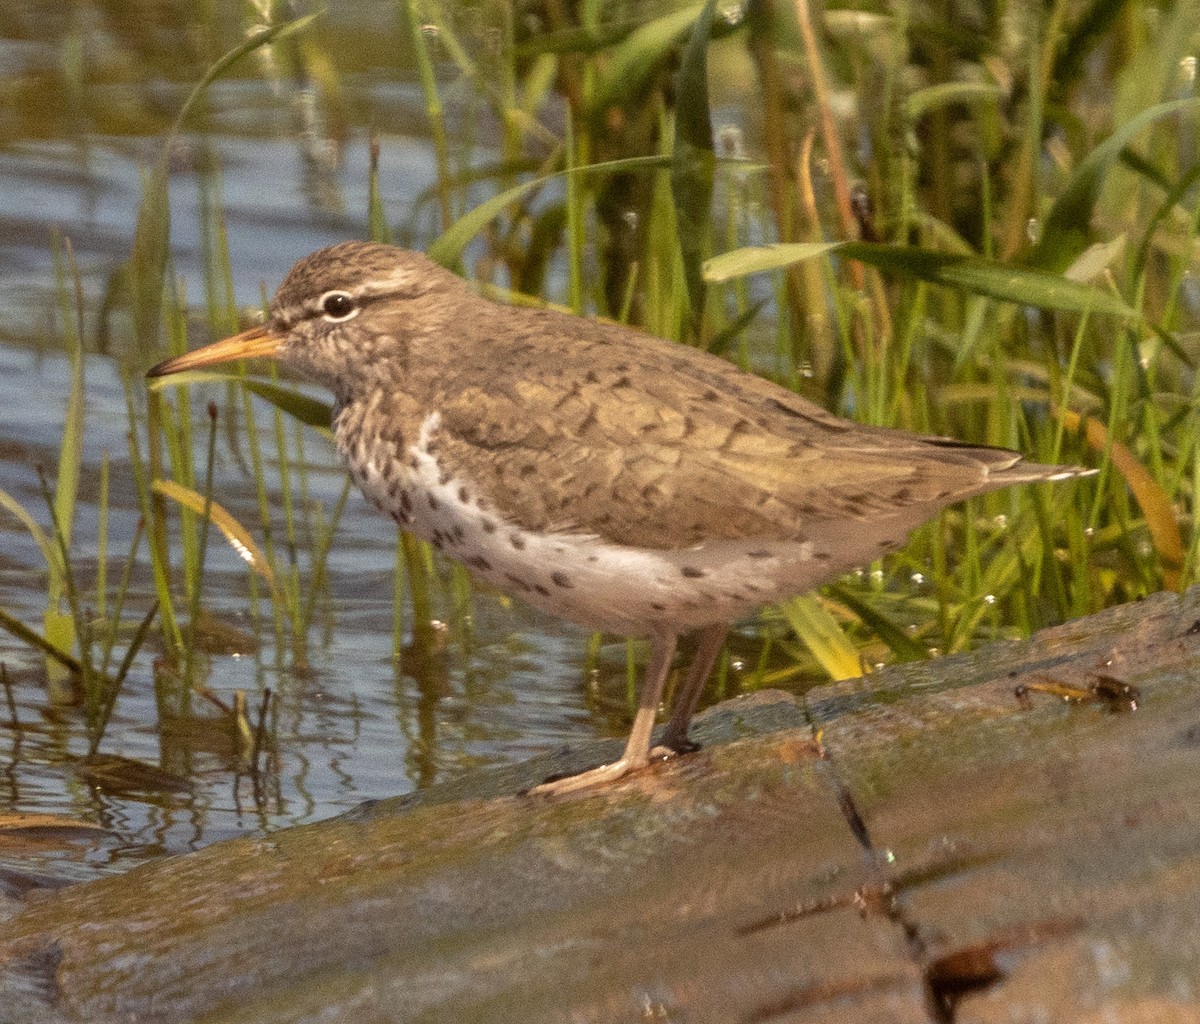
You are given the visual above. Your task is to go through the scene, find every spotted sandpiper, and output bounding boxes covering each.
[148,241,1091,795]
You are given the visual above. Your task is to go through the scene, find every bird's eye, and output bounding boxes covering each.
[320,291,358,322]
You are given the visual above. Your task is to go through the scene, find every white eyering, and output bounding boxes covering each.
[319,289,360,323]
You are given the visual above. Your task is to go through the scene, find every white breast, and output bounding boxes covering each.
[342,412,835,636]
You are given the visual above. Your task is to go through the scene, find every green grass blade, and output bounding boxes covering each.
[0,489,61,577]
[0,608,80,674]
[428,155,668,267]
[706,241,1141,320]
[828,584,930,663]
[906,82,1002,122]
[150,372,334,435]
[704,242,843,282]
[588,4,704,116]
[778,594,863,681]
[671,0,718,332]
[1029,97,1200,271]
[151,479,279,597]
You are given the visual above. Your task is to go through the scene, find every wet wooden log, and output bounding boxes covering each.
[2,587,1199,1022]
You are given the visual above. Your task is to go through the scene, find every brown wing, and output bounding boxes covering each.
[430,310,1026,550]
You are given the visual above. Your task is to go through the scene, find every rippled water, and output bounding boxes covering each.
[0,3,775,880]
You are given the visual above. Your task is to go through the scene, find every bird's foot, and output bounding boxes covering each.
[527,754,650,796]
[650,732,701,758]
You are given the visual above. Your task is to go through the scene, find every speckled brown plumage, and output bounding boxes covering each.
[148,241,1092,795]
[266,243,1063,551]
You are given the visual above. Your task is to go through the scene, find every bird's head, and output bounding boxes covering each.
[146,241,469,399]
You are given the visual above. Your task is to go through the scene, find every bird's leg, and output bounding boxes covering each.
[529,633,679,796]
[654,623,728,755]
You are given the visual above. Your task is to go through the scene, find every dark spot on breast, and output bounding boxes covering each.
[650,602,667,611]
[681,566,706,578]
[747,550,773,559]
[551,571,573,588]
[458,485,470,503]
[587,555,598,563]
[481,517,496,533]
[509,534,527,550]
[504,572,532,592]
[427,492,439,510]
[467,555,492,571]
[613,375,631,389]
[585,370,599,384]
[519,464,537,478]
[438,470,451,486]
[813,551,831,561]
[400,491,413,513]
[702,388,719,402]
[431,533,444,551]
[533,583,551,596]
[451,525,465,544]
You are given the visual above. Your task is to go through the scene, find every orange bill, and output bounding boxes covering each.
[146,324,283,378]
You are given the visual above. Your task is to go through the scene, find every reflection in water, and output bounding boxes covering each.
[0,1,801,885]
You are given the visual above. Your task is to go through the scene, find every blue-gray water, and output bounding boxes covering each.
[0,4,728,879]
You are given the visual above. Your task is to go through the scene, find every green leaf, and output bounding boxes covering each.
[703,242,844,282]
[707,298,766,355]
[589,4,704,118]
[671,0,719,329]
[0,606,80,674]
[129,163,170,351]
[827,584,930,662]
[516,20,643,58]
[148,372,333,436]
[130,12,322,351]
[778,595,863,681]
[427,155,669,268]
[50,327,84,608]
[240,379,333,435]
[906,81,1002,122]
[839,242,1140,320]
[706,241,1140,320]
[1029,97,1200,271]
[167,14,323,142]
[0,487,61,576]
[152,479,278,594]
[1053,0,1130,92]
